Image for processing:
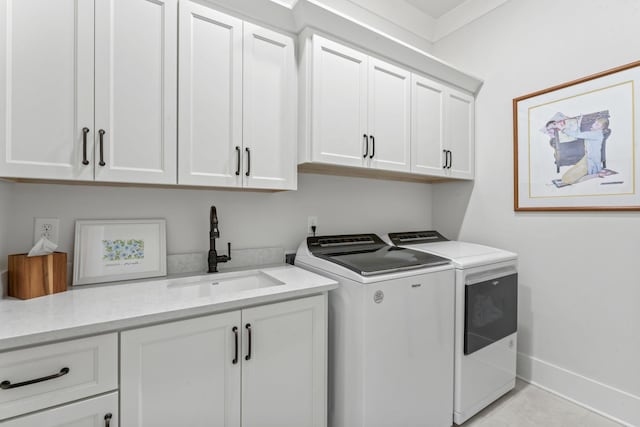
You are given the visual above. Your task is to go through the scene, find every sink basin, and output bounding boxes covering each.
[166,271,285,296]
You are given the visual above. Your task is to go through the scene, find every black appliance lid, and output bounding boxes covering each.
[307,234,450,277]
[387,230,449,246]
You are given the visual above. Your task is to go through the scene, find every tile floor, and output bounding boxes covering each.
[460,380,622,427]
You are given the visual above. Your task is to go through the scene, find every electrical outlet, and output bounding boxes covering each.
[307,216,318,236]
[34,218,60,245]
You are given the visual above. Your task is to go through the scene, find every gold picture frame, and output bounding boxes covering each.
[513,60,640,211]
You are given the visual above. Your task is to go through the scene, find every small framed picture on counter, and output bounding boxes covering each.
[73,219,167,286]
[513,60,640,211]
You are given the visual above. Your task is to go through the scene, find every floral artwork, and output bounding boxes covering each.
[102,239,145,261]
[74,219,166,286]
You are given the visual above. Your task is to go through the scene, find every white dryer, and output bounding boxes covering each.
[295,234,455,427]
[384,231,518,425]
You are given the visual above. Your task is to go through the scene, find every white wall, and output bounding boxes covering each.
[0,180,12,270]
[2,174,432,263]
[432,0,640,424]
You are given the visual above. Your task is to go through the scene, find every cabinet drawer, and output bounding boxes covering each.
[0,334,118,420]
[0,392,118,426]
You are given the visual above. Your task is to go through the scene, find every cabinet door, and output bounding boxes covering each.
[411,74,446,176]
[94,0,177,184]
[178,2,242,187]
[1,392,118,427]
[243,23,296,190]
[121,312,241,427]
[311,36,368,167]
[446,89,475,179]
[242,295,327,427]
[368,58,411,172]
[0,0,94,180]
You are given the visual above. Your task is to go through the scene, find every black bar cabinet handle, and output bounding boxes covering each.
[448,150,453,169]
[98,129,106,167]
[232,326,239,364]
[369,135,375,159]
[235,146,241,176]
[443,149,448,169]
[104,413,112,427]
[245,147,251,177]
[363,134,369,158]
[245,323,252,361]
[82,128,90,165]
[1,367,70,390]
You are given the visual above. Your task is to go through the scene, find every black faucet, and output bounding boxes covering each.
[208,206,231,273]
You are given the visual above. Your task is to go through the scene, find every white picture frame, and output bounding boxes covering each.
[73,219,167,286]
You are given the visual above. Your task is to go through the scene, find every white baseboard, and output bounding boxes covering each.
[517,352,639,426]
[0,269,7,298]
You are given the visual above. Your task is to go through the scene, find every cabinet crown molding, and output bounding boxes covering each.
[196,0,483,94]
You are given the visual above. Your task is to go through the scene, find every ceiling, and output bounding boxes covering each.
[405,0,468,19]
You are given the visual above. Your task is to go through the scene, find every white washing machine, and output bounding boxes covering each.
[295,234,456,427]
[383,231,518,425]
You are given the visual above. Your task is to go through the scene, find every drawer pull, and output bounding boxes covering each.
[245,323,252,361]
[0,367,70,390]
[82,127,90,165]
[363,134,369,158]
[232,326,239,364]
[98,130,106,167]
[104,413,112,427]
[235,146,241,176]
[245,147,251,177]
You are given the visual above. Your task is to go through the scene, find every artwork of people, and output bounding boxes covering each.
[514,61,640,210]
[541,110,614,187]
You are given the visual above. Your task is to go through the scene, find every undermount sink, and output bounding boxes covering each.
[166,271,285,295]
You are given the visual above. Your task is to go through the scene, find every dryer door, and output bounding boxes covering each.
[464,273,517,355]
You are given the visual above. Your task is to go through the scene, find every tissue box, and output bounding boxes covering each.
[8,252,67,299]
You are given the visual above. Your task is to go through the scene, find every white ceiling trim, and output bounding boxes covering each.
[405,0,467,19]
[339,0,436,49]
[433,0,510,41]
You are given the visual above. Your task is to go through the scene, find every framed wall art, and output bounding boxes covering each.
[513,60,640,211]
[73,219,167,285]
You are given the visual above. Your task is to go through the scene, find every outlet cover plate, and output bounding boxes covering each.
[34,218,60,245]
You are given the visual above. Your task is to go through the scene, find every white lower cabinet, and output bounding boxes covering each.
[0,334,118,421]
[120,294,327,427]
[0,393,118,427]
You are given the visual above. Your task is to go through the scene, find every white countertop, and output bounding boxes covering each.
[0,265,338,350]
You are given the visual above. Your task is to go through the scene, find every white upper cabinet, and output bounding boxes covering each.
[308,34,411,172]
[243,22,296,190]
[301,32,476,180]
[445,89,475,179]
[178,2,243,187]
[411,74,475,179]
[0,0,94,181]
[178,2,296,190]
[411,74,446,175]
[368,58,411,172]
[0,0,177,184]
[310,35,368,168]
[94,0,177,184]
